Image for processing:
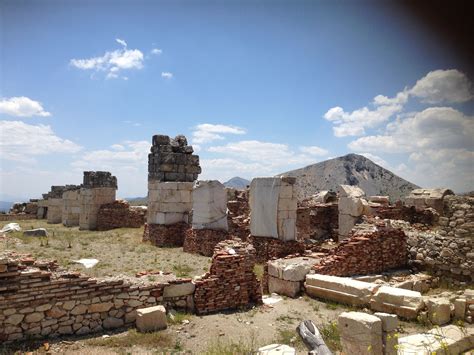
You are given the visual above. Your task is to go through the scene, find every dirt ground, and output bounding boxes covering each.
[0,219,441,354]
[0,219,210,278]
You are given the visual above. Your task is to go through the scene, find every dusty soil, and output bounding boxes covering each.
[0,219,210,278]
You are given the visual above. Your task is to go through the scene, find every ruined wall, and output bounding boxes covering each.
[0,253,194,342]
[96,201,146,231]
[146,134,200,247]
[405,188,454,215]
[227,189,250,240]
[372,204,439,226]
[248,236,306,264]
[37,199,48,219]
[406,196,473,283]
[338,185,369,240]
[193,239,262,315]
[79,172,117,231]
[313,220,407,277]
[46,186,67,224]
[296,204,338,241]
[62,188,81,227]
[249,177,297,241]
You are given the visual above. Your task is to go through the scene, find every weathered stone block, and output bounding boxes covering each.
[268,276,301,298]
[136,305,167,332]
[338,311,383,354]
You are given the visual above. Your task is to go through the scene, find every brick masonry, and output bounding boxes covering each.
[143,222,189,247]
[96,201,146,231]
[183,229,233,257]
[193,239,262,315]
[312,220,407,277]
[296,203,338,241]
[0,252,194,342]
[248,235,306,264]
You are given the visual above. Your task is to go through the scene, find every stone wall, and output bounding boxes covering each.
[296,203,338,241]
[96,201,146,231]
[313,220,407,277]
[83,171,117,189]
[0,253,194,342]
[438,195,474,238]
[79,187,116,230]
[47,198,63,224]
[37,199,48,219]
[405,188,454,215]
[249,177,297,241]
[62,188,81,227]
[183,229,231,257]
[193,239,262,315]
[148,134,201,182]
[372,204,439,226]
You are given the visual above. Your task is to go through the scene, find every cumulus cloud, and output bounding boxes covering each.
[71,140,149,197]
[348,107,474,192]
[0,120,82,162]
[324,69,473,137]
[161,72,173,79]
[0,96,51,117]
[299,146,329,156]
[192,123,246,144]
[70,40,145,79]
[410,69,473,104]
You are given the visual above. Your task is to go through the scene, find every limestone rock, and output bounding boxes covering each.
[136,305,167,332]
[338,311,383,354]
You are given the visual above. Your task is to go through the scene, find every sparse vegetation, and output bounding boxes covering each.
[319,321,342,352]
[86,329,175,349]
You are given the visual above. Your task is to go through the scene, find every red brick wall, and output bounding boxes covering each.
[96,201,145,231]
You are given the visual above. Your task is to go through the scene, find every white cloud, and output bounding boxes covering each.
[192,123,246,144]
[161,72,173,79]
[410,69,473,104]
[116,38,127,47]
[70,41,145,79]
[0,96,51,117]
[348,107,474,192]
[0,120,82,162]
[151,48,162,55]
[299,146,329,156]
[71,140,149,197]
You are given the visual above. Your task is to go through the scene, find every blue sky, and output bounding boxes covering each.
[1,0,473,200]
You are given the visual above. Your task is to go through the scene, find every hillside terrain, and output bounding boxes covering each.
[280,154,419,201]
[223,176,250,189]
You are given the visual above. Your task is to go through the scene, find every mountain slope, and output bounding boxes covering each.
[280,154,419,201]
[223,177,250,190]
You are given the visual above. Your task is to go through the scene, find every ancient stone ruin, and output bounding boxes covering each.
[61,185,82,227]
[144,134,200,246]
[79,171,117,230]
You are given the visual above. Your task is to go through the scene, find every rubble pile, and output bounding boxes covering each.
[193,239,262,315]
[313,220,407,277]
[8,201,38,215]
[148,134,201,182]
[96,200,146,231]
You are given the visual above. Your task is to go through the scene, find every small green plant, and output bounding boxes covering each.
[172,263,193,277]
[319,321,341,352]
[167,311,192,325]
[325,302,339,310]
[253,264,264,280]
[275,328,305,349]
[204,333,259,355]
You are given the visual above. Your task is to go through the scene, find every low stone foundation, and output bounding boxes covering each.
[313,220,407,277]
[143,222,188,247]
[0,252,194,342]
[248,235,306,263]
[96,201,146,231]
[183,229,233,257]
[193,239,262,315]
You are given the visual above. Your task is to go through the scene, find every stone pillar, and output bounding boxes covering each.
[46,186,67,224]
[249,176,297,241]
[37,199,48,219]
[79,171,117,230]
[62,186,81,227]
[338,184,369,240]
[145,134,201,247]
[338,311,383,354]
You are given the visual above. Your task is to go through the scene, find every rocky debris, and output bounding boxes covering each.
[148,134,201,182]
[405,188,454,215]
[313,219,407,277]
[136,305,167,332]
[338,312,383,354]
[9,201,38,215]
[397,325,474,354]
[425,297,453,325]
[96,200,145,231]
[370,286,424,320]
[23,228,48,237]
[83,171,117,189]
[193,239,262,315]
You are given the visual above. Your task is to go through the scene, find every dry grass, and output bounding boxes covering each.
[0,219,210,278]
[86,329,179,350]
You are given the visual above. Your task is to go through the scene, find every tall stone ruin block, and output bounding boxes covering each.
[249,177,297,241]
[145,134,200,247]
[405,188,454,215]
[338,312,383,354]
[62,186,81,227]
[36,199,48,219]
[183,180,229,256]
[46,186,67,224]
[338,184,369,240]
[79,171,117,230]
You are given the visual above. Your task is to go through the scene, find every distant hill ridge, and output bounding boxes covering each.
[223,177,250,190]
[280,153,419,201]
